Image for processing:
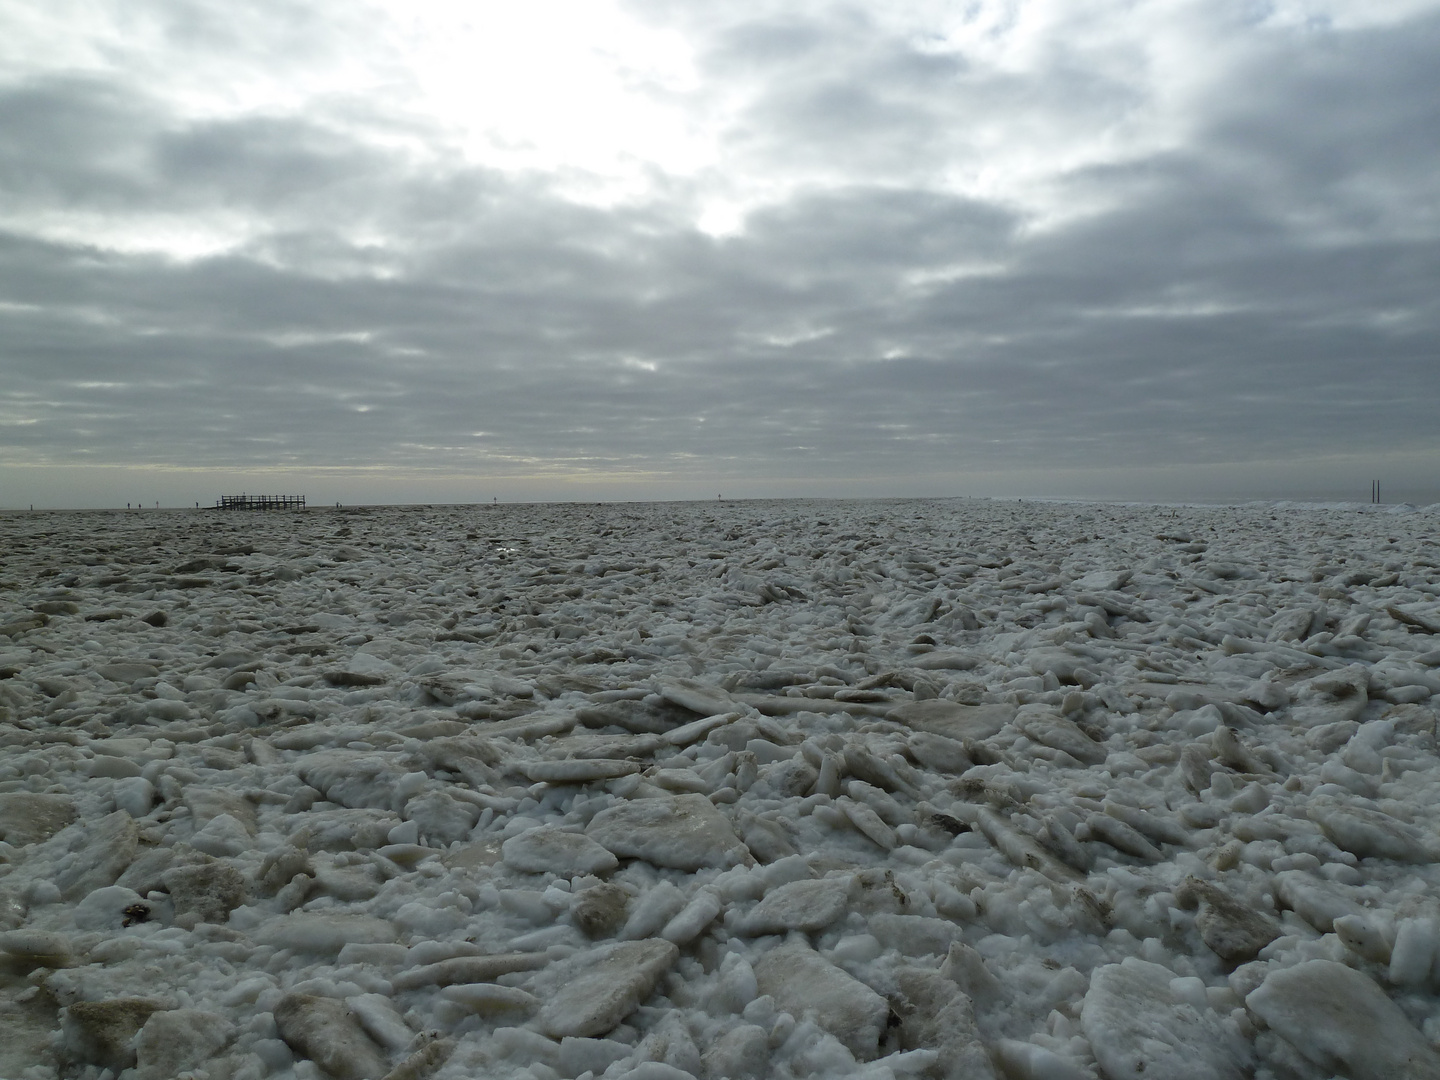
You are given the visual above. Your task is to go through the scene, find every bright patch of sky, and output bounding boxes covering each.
[1,0,1438,505]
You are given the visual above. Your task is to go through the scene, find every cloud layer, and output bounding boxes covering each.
[2,0,1438,505]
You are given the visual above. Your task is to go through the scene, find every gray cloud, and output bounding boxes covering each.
[2,1,1438,506]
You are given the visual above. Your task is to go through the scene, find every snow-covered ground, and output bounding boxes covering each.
[2,497,1440,1080]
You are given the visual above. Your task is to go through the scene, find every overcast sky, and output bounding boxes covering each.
[2,0,1438,508]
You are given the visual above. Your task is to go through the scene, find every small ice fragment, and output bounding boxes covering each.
[503,827,619,877]
[1015,705,1106,764]
[559,1036,633,1077]
[1086,813,1163,861]
[72,885,148,932]
[1389,918,1438,987]
[887,700,1014,743]
[753,942,888,1060]
[656,677,735,716]
[1246,958,1440,1080]
[1103,801,1188,846]
[993,1039,1089,1080]
[701,1024,769,1079]
[534,939,680,1038]
[621,881,687,940]
[390,953,549,992]
[440,983,538,1014]
[134,1008,236,1080]
[571,882,630,938]
[1080,958,1251,1080]
[1332,913,1392,963]
[0,791,77,845]
[708,952,759,1013]
[188,812,251,857]
[586,794,751,870]
[737,876,852,936]
[870,913,961,958]
[1307,796,1432,862]
[273,993,390,1080]
[521,759,640,783]
[838,796,897,849]
[660,887,722,944]
[396,771,427,799]
[346,993,415,1052]
[113,777,156,819]
[664,711,740,746]
[892,967,995,1078]
[0,928,75,965]
[1174,877,1281,964]
[255,913,396,954]
[62,998,165,1073]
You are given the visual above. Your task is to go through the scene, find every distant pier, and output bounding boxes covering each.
[217,494,307,510]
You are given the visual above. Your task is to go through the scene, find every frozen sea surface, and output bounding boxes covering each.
[2,497,1440,1080]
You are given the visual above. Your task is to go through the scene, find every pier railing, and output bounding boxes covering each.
[217,495,307,510]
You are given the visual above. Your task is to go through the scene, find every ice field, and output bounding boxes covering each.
[2,497,1440,1080]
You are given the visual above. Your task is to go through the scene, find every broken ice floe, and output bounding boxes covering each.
[2,498,1440,1079]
